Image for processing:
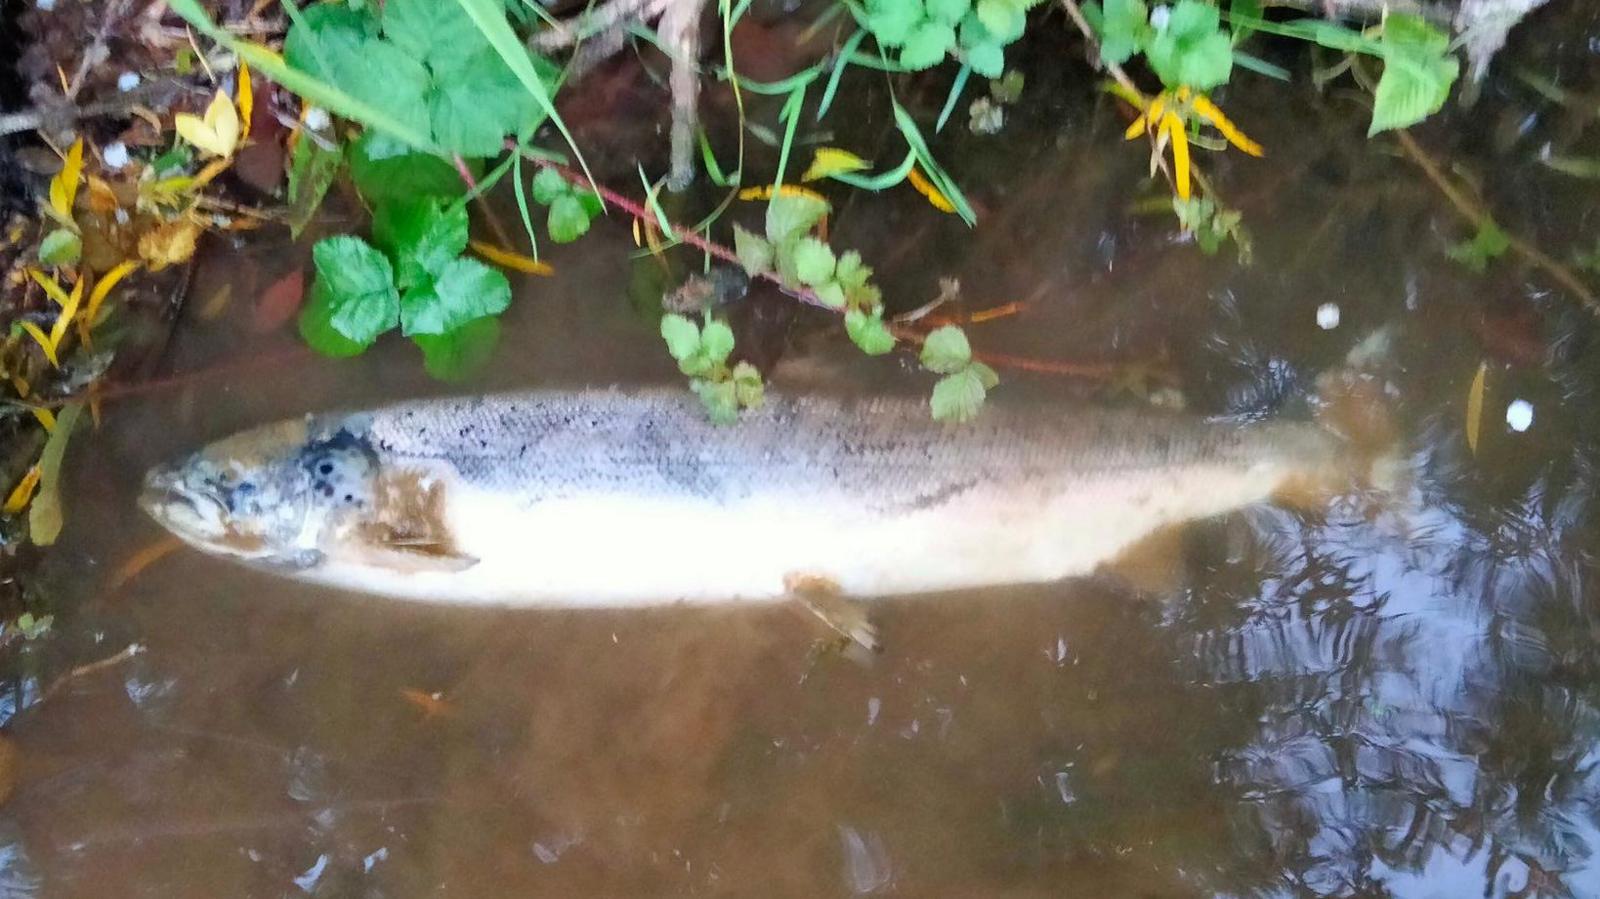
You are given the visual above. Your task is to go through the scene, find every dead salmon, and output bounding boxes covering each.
[138,379,1394,608]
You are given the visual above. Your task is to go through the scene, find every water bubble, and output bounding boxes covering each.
[1505,399,1533,432]
[1150,5,1171,29]
[1316,303,1341,330]
[102,142,129,170]
[837,825,892,894]
[117,72,141,92]
[304,107,331,131]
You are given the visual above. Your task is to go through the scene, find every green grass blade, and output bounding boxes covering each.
[1234,50,1291,81]
[935,63,972,133]
[637,164,677,239]
[891,100,976,224]
[451,0,603,210]
[512,150,540,260]
[827,150,916,189]
[770,84,807,197]
[817,29,868,121]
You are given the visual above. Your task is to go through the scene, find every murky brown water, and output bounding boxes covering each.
[5,10,1600,898]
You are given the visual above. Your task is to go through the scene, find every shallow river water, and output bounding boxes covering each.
[4,8,1600,898]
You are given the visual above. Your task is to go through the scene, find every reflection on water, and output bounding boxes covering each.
[6,13,1600,899]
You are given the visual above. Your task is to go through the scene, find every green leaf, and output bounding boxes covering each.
[970,360,999,388]
[298,278,372,357]
[866,0,924,45]
[429,46,553,157]
[531,167,570,204]
[1093,0,1147,65]
[1447,220,1510,273]
[383,0,490,70]
[834,250,872,291]
[660,313,701,360]
[27,401,81,546]
[547,193,592,243]
[283,3,379,80]
[700,318,736,365]
[1144,0,1233,89]
[1368,14,1458,135]
[692,378,740,424]
[975,0,1025,43]
[967,42,1004,78]
[415,315,501,381]
[930,367,989,422]
[37,229,81,265]
[791,237,837,285]
[399,257,512,336]
[311,236,400,344]
[286,134,342,239]
[330,36,434,137]
[348,132,470,207]
[731,361,765,408]
[845,308,897,355]
[733,224,774,275]
[927,0,972,26]
[919,324,972,373]
[764,192,830,244]
[372,198,470,290]
[813,280,848,308]
[901,21,957,69]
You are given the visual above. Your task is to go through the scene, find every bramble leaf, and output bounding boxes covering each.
[372,198,470,290]
[660,313,702,360]
[309,236,400,344]
[866,0,924,46]
[901,21,957,69]
[919,324,972,373]
[846,308,897,355]
[399,257,512,336]
[930,367,989,422]
[764,192,830,244]
[1144,0,1232,89]
[1368,14,1458,135]
[733,224,774,275]
[700,318,736,365]
[792,237,837,285]
[547,193,592,243]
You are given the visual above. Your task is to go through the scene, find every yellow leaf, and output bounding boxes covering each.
[1161,113,1191,201]
[738,184,828,203]
[469,240,554,275]
[907,166,956,214]
[30,407,56,432]
[1125,94,1166,141]
[190,157,233,190]
[802,147,869,182]
[84,175,121,215]
[1189,95,1264,157]
[27,268,71,307]
[29,402,83,546]
[3,466,41,516]
[18,321,57,367]
[1465,361,1487,455]
[236,60,254,142]
[48,139,84,220]
[175,89,240,158]
[48,276,84,350]
[138,218,202,270]
[85,260,139,330]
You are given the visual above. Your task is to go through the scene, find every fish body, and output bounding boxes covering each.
[140,386,1362,606]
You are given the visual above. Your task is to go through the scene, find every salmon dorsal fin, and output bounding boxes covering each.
[348,469,479,572]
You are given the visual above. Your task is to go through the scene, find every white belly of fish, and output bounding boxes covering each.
[300,458,1297,606]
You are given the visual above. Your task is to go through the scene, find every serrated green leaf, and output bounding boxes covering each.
[731,361,765,408]
[901,20,957,69]
[765,192,830,244]
[975,0,1025,43]
[866,0,925,45]
[531,167,570,204]
[1368,14,1458,135]
[660,313,702,360]
[930,368,988,422]
[283,3,379,80]
[331,36,433,137]
[927,0,972,26]
[37,229,81,265]
[1145,0,1232,89]
[286,134,342,238]
[693,377,740,424]
[311,236,400,344]
[415,315,501,381]
[967,42,1004,78]
[548,193,592,243]
[429,46,546,157]
[733,224,774,275]
[791,237,837,285]
[348,132,471,206]
[919,324,972,373]
[813,280,847,308]
[1094,0,1147,64]
[399,257,511,336]
[700,318,735,365]
[1447,220,1510,273]
[372,198,470,290]
[834,250,872,290]
[383,0,490,70]
[299,278,376,357]
[845,308,897,355]
[970,360,999,388]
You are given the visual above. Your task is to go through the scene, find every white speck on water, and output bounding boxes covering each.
[532,842,560,864]
[1054,770,1077,805]
[117,72,141,92]
[123,675,175,707]
[866,697,880,726]
[611,633,618,644]
[1149,4,1170,29]
[246,848,263,862]
[532,832,582,864]
[1506,399,1534,432]
[284,668,300,688]
[304,107,331,131]
[1052,635,1070,665]
[102,142,129,170]
[292,853,328,893]
[1316,302,1341,330]
[113,208,129,225]
[837,825,892,894]
[362,847,388,873]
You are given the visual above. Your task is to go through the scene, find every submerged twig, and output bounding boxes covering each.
[1392,129,1600,316]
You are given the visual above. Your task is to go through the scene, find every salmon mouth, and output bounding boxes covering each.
[139,462,229,544]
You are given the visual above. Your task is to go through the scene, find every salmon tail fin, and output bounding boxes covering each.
[1309,325,1415,509]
